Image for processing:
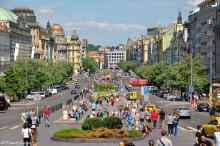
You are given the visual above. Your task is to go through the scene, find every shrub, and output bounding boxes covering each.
[102,117,123,129]
[53,128,85,138]
[125,130,144,138]
[81,118,103,130]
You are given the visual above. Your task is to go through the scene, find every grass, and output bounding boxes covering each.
[53,128,143,139]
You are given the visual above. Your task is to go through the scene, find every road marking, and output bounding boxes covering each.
[178,126,188,131]
[10,125,21,130]
[187,126,197,132]
[0,126,10,130]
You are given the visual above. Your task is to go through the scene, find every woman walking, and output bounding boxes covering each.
[167,113,174,136]
[31,125,38,146]
[22,123,32,146]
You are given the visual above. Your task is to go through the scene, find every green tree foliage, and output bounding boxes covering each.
[3,60,73,97]
[87,44,100,51]
[0,75,6,93]
[82,57,99,73]
[118,60,136,73]
[135,56,208,93]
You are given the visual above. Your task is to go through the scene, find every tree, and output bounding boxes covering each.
[118,60,136,73]
[82,57,99,73]
[135,56,208,93]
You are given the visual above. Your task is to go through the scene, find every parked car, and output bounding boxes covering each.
[71,90,77,94]
[197,103,210,112]
[174,105,191,119]
[47,88,58,95]
[169,95,183,101]
[30,92,45,98]
[75,84,81,89]
[0,96,7,110]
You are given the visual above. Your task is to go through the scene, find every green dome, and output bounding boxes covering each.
[0,6,17,22]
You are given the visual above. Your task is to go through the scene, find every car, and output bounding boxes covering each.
[75,85,81,89]
[145,103,160,113]
[174,105,191,119]
[169,95,183,101]
[203,119,218,137]
[47,88,58,95]
[30,92,45,98]
[197,103,210,112]
[0,96,7,110]
[71,90,77,94]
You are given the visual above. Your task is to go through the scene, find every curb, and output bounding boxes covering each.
[51,135,146,143]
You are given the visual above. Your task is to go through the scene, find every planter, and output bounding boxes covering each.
[51,135,146,143]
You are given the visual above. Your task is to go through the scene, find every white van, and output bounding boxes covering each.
[47,88,58,95]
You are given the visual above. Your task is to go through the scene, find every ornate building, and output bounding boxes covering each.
[50,24,67,62]
[67,30,82,74]
[0,6,32,73]
[11,7,50,60]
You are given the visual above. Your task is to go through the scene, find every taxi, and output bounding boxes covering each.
[202,119,218,137]
[145,103,160,113]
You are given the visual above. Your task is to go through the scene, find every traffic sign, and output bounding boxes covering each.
[141,86,149,95]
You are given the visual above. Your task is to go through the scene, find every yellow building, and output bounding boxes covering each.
[66,30,82,74]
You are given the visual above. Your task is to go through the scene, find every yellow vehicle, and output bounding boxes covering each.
[145,103,160,113]
[202,83,220,137]
[128,91,137,100]
[202,119,218,137]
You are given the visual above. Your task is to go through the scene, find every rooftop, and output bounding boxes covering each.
[0,6,17,22]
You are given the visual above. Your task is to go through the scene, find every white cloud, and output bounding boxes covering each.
[37,8,54,14]
[187,0,205,8]
[65,21,145,31]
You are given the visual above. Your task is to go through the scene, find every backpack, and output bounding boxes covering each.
[173,117,179,125]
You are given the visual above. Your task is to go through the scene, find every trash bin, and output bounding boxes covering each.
[63,110,68,120]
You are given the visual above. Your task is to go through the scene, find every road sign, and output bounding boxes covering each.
[141,86,149,95]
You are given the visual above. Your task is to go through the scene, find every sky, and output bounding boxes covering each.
[0,0,204,46]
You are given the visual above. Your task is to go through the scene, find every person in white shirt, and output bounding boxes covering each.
[167,113,174,136]
[22,123,32,146]
[156,130,173,146]
[214,125,220,146]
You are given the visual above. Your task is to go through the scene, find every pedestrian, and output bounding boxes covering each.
[42,106,50,127]
[146,109,151,125]
[159,109,165,129]
[155,130,173,146]
[6,97,10,108]
[167,113,174,136]
[194,125,204,146]
[22,123,32,146]
[26,115,32,128]
[214,125,220,146]
[30,125,38,146]
[199,135,213,146]
[127,112,133,129]
[172,112,179,136]
[140,108,145,129]
[151,110,158,129]
[149,139,155,146]
[31,113,39,127]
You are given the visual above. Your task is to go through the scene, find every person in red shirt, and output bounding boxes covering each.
[150,110,158,129]
[42,106,50,127]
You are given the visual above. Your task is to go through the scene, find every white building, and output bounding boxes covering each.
[106,50,126,69]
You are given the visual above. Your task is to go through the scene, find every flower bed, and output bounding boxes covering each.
[53,128,143,139]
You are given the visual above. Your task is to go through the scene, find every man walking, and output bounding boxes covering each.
[156,130,173,146]
[159,109,165,129]
[42,106,50,127]
[167,113,174,136]
[151,110,158,129]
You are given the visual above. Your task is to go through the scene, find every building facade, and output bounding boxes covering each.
[67,30,82,74]
[106,50,126,69]
[215,4,220,81]
[188,0,219,79]
[11,7,50,60]
[0,6,32,74]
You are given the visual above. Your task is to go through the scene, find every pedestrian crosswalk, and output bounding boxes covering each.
[178,126,197,132]
[0,125,21,130]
